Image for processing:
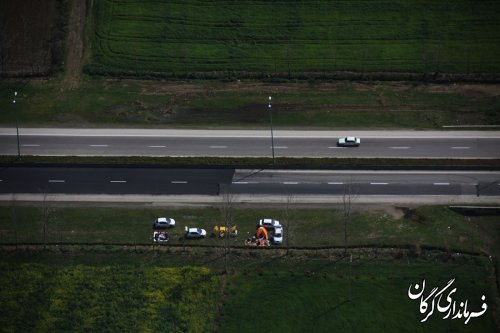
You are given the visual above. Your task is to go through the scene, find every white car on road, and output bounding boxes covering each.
[337,137,361,147]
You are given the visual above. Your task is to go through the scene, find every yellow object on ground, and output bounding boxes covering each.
[212,225,238,238]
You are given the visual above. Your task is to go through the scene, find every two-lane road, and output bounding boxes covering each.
[1,128,499,158]
[1,167,499,197]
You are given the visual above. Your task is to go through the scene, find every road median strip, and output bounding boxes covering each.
[1,155,500,170]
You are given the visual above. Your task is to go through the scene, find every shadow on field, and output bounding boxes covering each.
[313,299,351,320]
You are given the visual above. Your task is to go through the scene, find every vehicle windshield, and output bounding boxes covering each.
[275,233,281,237]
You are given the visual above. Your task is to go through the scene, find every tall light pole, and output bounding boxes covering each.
[13,91,20,159]
[269,96,275,164]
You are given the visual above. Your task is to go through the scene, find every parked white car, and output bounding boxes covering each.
[185,227,207,239]
[153,217,175,229]
[272,225,283,245]
[337,137,361,147]
[259,218,281,229]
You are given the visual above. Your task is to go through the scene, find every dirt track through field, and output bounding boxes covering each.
[63,0,86,88]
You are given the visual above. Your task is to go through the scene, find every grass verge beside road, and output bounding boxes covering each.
[1,79,499,128]
[0,206,497,256]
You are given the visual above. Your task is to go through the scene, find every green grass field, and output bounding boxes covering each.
[87,0,500,76]
[220,260,496,332]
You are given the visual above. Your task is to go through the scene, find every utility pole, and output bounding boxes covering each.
[13,91,20,159]
[269,96,275,164]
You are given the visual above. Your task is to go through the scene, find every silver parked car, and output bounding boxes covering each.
[153,217,176,229]
[337,136,361,147]
[272,225,283,245]
[259,218,281,229]
[185,227,207,239]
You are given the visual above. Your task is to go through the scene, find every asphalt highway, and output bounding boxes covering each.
[1,128,499,158]
[0,167,234,195]
[1,167,499,197]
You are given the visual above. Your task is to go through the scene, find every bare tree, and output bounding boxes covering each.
[40,190,54,249]
[282,194,295,255]
[219,185,235,274]
[343,181,352,255]
[342,177,357,302]
[10,193,18,248]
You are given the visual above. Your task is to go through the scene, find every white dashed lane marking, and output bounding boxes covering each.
[171,181,188,184]
[209,146,227,148]
[451,147,470,149]
[90,145,108,147]
[370,182,389,185]
[389,147,410,149]
[110,180,127,183]
[48,180,65,183]
[433,183,450,186]
[283,182,299,185]
[328,182,344,185]
[22,144,40,147]
[148,145,166,148]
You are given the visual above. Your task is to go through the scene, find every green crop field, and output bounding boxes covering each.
[87,0,500,77]
[0,255,496,332]
[0,263,219,332]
